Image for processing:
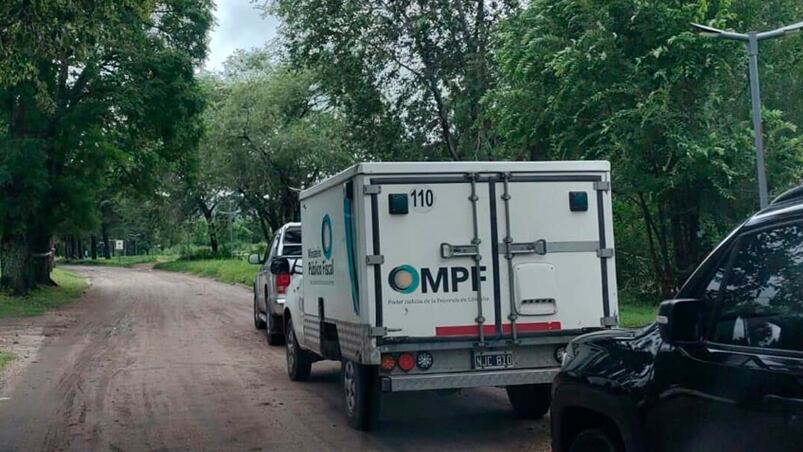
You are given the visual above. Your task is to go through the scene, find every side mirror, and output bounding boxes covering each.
[248,254,262,265]
[270,257,290,274]
[657,299,704,344]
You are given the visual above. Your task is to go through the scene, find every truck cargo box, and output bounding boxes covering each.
[283,161,618,429]
[297,161,616,346]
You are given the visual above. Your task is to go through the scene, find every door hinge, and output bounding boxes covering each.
[601,315,619,327]
[364,185,381,195]
[593,181,611,192]
[366,254,385,265]
[597,248,614,258]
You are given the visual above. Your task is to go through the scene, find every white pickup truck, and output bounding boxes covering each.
[249,223,301,345]
[279,161,619,430]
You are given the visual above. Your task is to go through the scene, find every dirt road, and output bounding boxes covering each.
[0,266,550,451]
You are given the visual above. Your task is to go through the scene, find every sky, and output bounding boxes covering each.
[205,0,280,71]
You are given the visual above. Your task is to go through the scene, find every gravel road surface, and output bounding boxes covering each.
[0,266,550,451]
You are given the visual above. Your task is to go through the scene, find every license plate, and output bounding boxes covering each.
[473,350,514,370]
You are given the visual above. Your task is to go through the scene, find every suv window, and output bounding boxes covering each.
[281,228,302,257]
[709,221,803,353]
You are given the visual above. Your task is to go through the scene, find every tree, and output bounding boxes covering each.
[268,0,519,161]
[0,0,212,294]
[489,0,803,298]
[169,76,229,253]
[197,49,353,242]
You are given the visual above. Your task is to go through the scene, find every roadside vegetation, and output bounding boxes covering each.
[153,259,257,286]
[0,350,14,376]
[619,304,658,329]
[0,269,88,319]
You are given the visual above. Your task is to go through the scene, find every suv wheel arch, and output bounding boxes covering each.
[552,385,643,452]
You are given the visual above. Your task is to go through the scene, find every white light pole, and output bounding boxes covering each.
[692,21,803,208]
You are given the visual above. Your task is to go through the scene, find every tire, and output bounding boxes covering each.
[285,320,311,381]
[569,428,623,452]
[267,314,285,346]
[253,291,266,330]
[342,360,381,431]
[505,383,551,419]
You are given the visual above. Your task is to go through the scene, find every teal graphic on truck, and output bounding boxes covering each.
[307,214,334,277]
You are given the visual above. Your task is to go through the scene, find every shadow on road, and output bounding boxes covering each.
[299,366,551,450]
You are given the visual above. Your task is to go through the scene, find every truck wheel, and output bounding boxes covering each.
[267,314,285,346]
[505,384,551,419]
[569,429,623,452]
[285,320,311,381]
[342,360,381,431]
[253,292,266,330]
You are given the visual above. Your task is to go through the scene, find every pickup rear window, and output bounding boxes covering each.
[282,228,302,256]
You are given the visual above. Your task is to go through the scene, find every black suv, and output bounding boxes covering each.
[552,188,803,452]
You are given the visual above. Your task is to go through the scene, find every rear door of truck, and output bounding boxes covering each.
[491,173,616,340]
[368,170,615,342]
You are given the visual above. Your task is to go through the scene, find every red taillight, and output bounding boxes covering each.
[397,353,415,372]
[275,273,291,295]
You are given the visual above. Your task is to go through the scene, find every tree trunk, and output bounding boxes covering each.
[28,221,56,286]
[77,237,84,259]
[198,199,219,253]
[91,235,98,260]
[69,236,78,259]
[637,193,675,299]
[32,235,56,286]
[101,223,111,259]
[208,228,219,253]
[0,232,35,295]
[670,197,701,283]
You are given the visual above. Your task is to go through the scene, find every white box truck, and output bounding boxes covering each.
[280,161,618,430]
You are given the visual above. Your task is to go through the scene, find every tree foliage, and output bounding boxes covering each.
[488,0,803,298]
[189,49,353,244]
[269,0,520,161]
[0,0,212,293]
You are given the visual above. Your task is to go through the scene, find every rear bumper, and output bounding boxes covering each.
[380,367,559,392]
[267,298,285,315]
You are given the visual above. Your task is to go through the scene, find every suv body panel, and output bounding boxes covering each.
[552,205,803,452]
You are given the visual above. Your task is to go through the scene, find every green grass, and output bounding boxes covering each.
[619,302,658,328]
[60,255,173,268]
[0,350,14,376]
[0,268,89,319]
[153,258,258,286]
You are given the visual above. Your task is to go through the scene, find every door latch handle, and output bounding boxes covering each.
[441,242,480,258]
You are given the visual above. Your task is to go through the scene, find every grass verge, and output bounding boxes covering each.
[0,268,89,319]
[619,303,657,328]
[60,255,173,268]
[0,350,14,376]
[153,258,257,286]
